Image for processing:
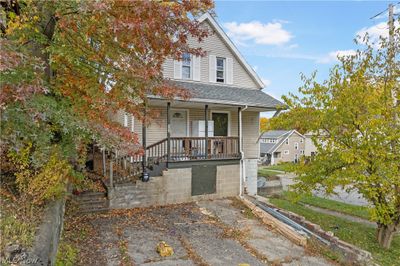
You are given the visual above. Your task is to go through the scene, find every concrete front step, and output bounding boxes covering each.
[75,191,109,213]
[77,191,107,197]
[79,207,110,214]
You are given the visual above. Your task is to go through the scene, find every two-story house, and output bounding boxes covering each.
[95,13,283,209]
[260,130,305,165]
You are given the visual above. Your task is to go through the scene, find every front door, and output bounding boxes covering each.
[212,112,228,136]
[212,112,229,155]
[171,110,188,156]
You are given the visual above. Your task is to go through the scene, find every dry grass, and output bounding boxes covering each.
[179,236,210,266]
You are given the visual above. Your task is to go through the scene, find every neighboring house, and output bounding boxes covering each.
[304,132,318,157]
[97,13,282,209]
[259,130,305,165]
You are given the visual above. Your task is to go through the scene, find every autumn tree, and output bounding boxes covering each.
[0,0,213,201]
[259,117,269,133]
[285,27,400,248]
[265,108,318,134]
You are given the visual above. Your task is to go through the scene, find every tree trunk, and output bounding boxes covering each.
[376,223,397,249]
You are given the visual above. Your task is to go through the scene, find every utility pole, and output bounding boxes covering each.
[389,4,394,60]
[388,4,399,124]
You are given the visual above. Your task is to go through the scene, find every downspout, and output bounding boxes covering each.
[239,105,248,198]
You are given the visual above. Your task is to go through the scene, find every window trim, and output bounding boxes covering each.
[124,113,129,127]
[294,142,299,150]
[182,53,192,79]
[216,57,226,83]
[284,150,290,155]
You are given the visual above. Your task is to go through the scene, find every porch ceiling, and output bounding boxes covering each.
[149,98,241,111]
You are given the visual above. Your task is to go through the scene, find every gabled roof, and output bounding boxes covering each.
[162,81,283,109]
[197,13,265,89]
[260,130,291,139]
[260,130,305,154]
[260,131,292,154]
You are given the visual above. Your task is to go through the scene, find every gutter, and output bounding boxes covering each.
[248,197,330,246]
[239,105,248,198]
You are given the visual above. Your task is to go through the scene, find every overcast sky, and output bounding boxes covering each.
[214,0,398,117]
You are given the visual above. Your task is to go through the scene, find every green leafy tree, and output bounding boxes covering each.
[285,27,400,248]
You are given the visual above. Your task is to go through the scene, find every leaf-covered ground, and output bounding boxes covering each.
[57,198,332,266]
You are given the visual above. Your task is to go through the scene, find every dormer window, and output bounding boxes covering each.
[216,57,225,83]
[182,53,192,79]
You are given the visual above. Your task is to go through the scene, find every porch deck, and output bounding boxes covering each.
[93,136,240,186]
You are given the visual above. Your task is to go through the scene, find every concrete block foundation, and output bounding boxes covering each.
[109,161,240,209]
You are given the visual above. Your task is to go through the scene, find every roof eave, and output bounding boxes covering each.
[147,95,281,110]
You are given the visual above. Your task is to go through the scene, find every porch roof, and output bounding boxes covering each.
[149,81,285,110]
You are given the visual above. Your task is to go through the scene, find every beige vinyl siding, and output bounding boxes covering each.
[162,21,259,89]
[113,107,247,151]
[274,132,305,164]
[304,135,317,156]
[163,58,174,80]
[241,111,260,159]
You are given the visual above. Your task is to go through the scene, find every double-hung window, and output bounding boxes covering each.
[182,53,191,79]
[216,57,225,83]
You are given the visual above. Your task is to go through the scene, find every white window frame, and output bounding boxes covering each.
[131,115,135,132]
[294,142,299,150]
[216,57,226,83]
[210,110,231,136]
[285,138,289,145]
[300,138,304,143]
[124,113,129,127]
[284,150,289,155]
[182,53,192,79]
[300,150,304,155]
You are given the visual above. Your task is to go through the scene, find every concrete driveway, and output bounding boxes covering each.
[65,198,333,265]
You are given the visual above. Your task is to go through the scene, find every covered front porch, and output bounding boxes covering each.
[93,99,261,186]
[94,81,282,188]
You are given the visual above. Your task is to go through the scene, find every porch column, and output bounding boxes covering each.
[142,105,147,175]
[205,104,209,159]
[238,107,241,156]
[167,102,171,167]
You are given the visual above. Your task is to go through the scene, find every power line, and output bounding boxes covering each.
[370,1,400,20]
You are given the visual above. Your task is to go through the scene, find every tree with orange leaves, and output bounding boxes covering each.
[1,0,213,198]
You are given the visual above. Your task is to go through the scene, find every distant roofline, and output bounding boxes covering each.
[260,130,292,139]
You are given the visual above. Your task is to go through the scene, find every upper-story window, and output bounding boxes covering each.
[294,142,299,150]
[285,138,289,145]
[182,53,191,79]
[216,57,225,83]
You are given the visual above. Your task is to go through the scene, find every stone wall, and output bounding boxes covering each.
[109,162,240,209]
[28,198,66,266]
